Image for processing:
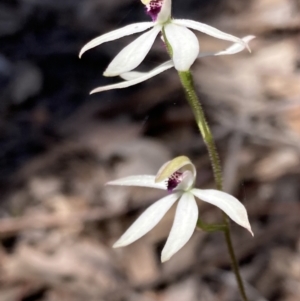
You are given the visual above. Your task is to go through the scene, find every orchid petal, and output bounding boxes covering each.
[120,71,149,81]
[79,22,154,58]
[106,175,167,190]
[120,60,173,80]
[192,189,253,235]
[197,35,255,58]
[164,23,199,71]
[211,35,255,56]
[90,60,173,93]
[173,19,250,52]
[157,0,172,23]
[113,192,181,247]
[161,192,198,262]
[104,25,162,77]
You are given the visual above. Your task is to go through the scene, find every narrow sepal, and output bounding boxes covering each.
[106,175,167,190]
[191,189,253,235]
[113,192,181,247]
[173,19,250,52]
[90,60,173,93]
[79,22,154,58]
[197,36,255,59]
[104,25,162,76]
[161,192,198,262]
[120,60,173,80]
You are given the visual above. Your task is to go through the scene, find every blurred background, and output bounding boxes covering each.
[0,0,300,300]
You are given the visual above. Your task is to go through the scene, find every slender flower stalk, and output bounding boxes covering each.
[177,70,249,301]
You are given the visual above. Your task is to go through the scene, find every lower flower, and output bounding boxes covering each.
[107,156,253,262]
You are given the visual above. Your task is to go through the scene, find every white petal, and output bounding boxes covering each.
[211,35,255,56]
[120,60,173,80]
[113,192,181,247]
[79,22,154,58]
[164,23,199,71]
[192,189,253,235]
[173,19,250,52]
[104,25,162,77]
[120,71,148,81]
[197,36,255,58]
[90,60,174,93]
[161,192,198,262]
[157,0,172,23]
[106,175,167,190]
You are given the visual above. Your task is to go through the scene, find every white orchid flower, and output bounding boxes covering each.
[90,36,255,94]
[107,156,253,262]
[79,0,254,93]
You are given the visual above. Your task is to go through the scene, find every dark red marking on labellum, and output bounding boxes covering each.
[167,171,183,192]
[146,0,163,22]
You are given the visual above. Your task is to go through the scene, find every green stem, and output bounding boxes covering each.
[178,72,223,190]
[178,70,248,301]
[197,218,227,232]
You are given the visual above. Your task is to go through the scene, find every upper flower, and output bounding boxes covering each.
[89,36,254,94]
[79,0,253,92]
[107,156,253,262]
